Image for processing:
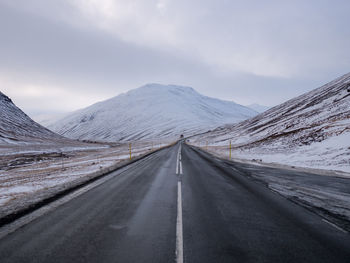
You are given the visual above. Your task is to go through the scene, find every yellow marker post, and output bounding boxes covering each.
[229,140,232,160]
[129,143,132,160]
[206,141,208,151]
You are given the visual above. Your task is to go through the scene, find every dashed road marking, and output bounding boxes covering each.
[176,155,179,174]
[176,144,183,175]
[175,143,184,262]
[176,181,184,263]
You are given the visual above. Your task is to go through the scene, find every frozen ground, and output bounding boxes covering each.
[237,132,350,173]
[191,131,350,174]
[0,140,171,220]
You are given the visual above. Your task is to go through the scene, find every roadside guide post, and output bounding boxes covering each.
[129,143,132,160]
[229,140,232,160]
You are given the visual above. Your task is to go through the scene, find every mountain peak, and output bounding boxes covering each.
[49,84,257,141]
[127,83,196,95]
[0,91,13,104]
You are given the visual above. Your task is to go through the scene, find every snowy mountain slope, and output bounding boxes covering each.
[49,84,258,142]
[190,72,350,172]
[0,91,65,145]
[32,112,68,127]
[246,103,270,113]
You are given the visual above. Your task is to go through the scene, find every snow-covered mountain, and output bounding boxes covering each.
[0,91,64,145]
[190,73,350,172]
[32,112,68,127]
[246,103,270,113]
[49,84,258,142]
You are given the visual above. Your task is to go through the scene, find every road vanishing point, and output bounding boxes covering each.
[0,142,350,263]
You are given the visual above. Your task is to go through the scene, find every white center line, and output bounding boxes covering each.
[176,144,182,175]
[176,153,179,174]
[176,181,184,263]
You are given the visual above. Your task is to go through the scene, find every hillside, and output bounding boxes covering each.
[246,103,270,113]
[49,84,257,142]
[190,73,350,172]
[0,91,64,145]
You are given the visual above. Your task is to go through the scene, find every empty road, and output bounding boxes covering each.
[0,142,349,262]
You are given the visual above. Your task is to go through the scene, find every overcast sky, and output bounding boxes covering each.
[1,0,349,118]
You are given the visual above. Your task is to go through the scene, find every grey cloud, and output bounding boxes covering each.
[0,1,349,116]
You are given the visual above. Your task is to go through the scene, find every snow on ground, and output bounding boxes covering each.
[245,132,350,172]
[190,132,350,174]
[189,72,350,174]
[232,132,350,173]
[188,73,350,230]
[0,89,176,219]
[0,140,172,219]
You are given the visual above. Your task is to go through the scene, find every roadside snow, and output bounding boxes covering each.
[233,132,350,173]
[189,72,350,174]
[0,140,172,219]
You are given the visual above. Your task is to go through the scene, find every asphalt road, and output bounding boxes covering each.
[0,142,349,263]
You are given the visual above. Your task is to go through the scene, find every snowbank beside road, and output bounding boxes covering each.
[0,141,172,222]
